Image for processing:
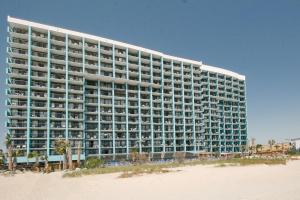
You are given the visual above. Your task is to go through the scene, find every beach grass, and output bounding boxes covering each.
[63,157,287,178]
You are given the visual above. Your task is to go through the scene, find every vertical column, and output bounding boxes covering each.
[191,65,196,153]
[112,44,116,158]
[171,60,176,152]
[46,30,51,156]
[98,41,101,156]
[161,57,165,153]
[82,38,85,156]
[150,54,154,154]
[181,62,186,152]
[138,50,142,153]
[222,101,226,152]
[230,79,234,152]
[238,91,241,151]
[112,44,116,78]
[112,84,115,157]
[65,34,69,140]
[217,76,221,153]
[199,69,204,151]
[230,77,239,152]
[244,80,248,148]
[208,74,212,152]
[26,26,32,155]
[6,27,10,144]
[125,48,129,157]
[224,77,227,152]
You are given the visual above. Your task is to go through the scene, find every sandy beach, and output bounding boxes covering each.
[1,160,300,200]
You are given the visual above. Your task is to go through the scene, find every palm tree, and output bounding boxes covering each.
[67,145,73,170]
[256,144,263,153]
[54,139,69,170]
[249,146,255,154]
[0,149,4,167]
[268,139,276,151]
[240,145,247,156]
[148,152,153,162]
[5,134,13,171]
[130,148,139,163]
[12,148,22,171]
[77,142,81,168]
[28,151,40,169]
[161,151,165,161]
[274,144,281,152]
[40,155,49,173]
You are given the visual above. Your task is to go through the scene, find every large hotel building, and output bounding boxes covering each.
[6,17,247,162]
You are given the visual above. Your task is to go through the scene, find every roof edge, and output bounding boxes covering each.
[8,16,246,80]
[201,64,245,80]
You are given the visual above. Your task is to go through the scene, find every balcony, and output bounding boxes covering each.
[51,45,65,55]
[51,124,66,129]
[31,51,47,62]
[31,123,47,129]
[51,35,65,46]
[31,134,47,139]
[51,75,66,83]
[85,52,98,61]
[85,61,98,70]
[68,40,82,49]
[31,92,46,100]
[30,144,47,149]
[9,28,28,38]
[51,93,65,101]
[51,85,65,92]
[9,37,28,50]
[31,31,47,41]
[51,56,65,65]
[85,43,98,52]
[8,48,28,59]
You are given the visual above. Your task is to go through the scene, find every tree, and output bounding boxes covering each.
[268,139,276,151]
[214,151,221,158]
[249,146,254,154]
[174,152,186,163]
[161,151,165,160]
[148,152,153,162]
[0,149,4,167]
[77,142,81,168]
[40,155,49,173]
[28,151,40,168]
[137,152,148,164]
[256,144,263,153]
[54,139,69,170]
[84,157,104,169]
[12,148,22,171]
[241,145,247,156]
[274,144,281,152]
[282,143,285,153]
[67,145,73,170]
[5,134,13,171]
[130,148,139,163]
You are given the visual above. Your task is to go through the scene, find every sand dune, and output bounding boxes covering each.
[1,160,300,200]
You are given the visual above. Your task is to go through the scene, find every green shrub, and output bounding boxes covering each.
[63,157,288,178]
[234,154,241,158]
[287,149,300,156]
[174,152,186,163]
[84,157,104,169]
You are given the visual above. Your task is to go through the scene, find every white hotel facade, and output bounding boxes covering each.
[6,17,247,162]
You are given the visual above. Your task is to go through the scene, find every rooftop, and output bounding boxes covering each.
[7,16,245,80]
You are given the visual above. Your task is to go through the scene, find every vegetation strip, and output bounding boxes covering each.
[63,158,287,178]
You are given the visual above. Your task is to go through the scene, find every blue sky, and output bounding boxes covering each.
[0,0,299,148]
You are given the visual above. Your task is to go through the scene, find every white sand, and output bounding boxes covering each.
[1,160,300,200]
